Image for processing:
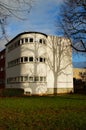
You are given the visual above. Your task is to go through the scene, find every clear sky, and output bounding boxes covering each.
[0,0,86,63]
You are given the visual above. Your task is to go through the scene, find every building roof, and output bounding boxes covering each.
[5,31,47,46]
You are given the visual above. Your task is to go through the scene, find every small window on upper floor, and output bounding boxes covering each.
[34,76,39,82]
[29,38,33,42]
[29,76,33,82]
[39,39,42,43]
[40,77,44,81]
[29,57,33,62]
[24,57,28,62]
[40,57,43,62]
[39,39,46,44]
[20,57,23,63]
[25,38,28,43]
[44,58,45,62]
[43,39,46,44]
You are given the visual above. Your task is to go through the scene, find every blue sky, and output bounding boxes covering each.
[0,0,63,48]
[0,0,86,63]
[6,0,62,37]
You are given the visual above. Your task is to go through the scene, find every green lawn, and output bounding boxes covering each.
[0,94,86,130]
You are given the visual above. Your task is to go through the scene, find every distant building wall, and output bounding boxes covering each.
[0,49,5,89]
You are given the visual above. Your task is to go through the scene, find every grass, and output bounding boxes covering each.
[0,94,86,130]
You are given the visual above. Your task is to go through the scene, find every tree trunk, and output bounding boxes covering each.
[54,73,58,95]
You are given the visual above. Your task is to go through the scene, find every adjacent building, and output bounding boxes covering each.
[0,49,5,89]
[5,32,73,95]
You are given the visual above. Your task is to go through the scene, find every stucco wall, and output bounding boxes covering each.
[5,32,73,94]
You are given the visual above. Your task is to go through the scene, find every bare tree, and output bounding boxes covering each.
[0,0,33,40]
[47,36,72,94]
[57,0,86,52]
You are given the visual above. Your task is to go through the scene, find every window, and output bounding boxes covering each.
[40,77,44,81]
[29,57,33,62]
[25,38,28,43]
[24,76,28,81]
[44,58,45,62]
[40,57,43,62]
[29,76,33,82]
[24,57,28,62]
[29,38,33,42]
[43,39,46,44]
[39,39,46,44]
[20,57,23,63]
[39,39,42,43]
[20,76,23,82]
[34,76,39,82]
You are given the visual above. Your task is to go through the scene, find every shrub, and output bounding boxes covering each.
[0,88,24,97]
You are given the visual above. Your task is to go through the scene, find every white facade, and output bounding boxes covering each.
[5,32,73,95]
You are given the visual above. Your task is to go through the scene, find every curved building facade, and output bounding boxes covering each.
[5,32,73,95]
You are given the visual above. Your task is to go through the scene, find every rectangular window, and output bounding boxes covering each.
[34,76,39,82]
[44,58,45,62]
[40,57,43,62]
[24,76,28,81]
[43,39,46,44]
[29,57,33,62]
[39,39,42,43]
[24,57,28,62]
[20,76,23,82]
[29,76,33,82]
[25,38,28,43]
[20,57,23,63]
[40,77,44,81]
[29,38,33,42]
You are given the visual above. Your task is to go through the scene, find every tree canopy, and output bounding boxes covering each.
[0,0,33,40]
[58,0,86,52]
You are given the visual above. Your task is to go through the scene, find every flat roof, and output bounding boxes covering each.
[5,31,47,46]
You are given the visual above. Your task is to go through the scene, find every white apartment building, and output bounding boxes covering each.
[5,32,73,95]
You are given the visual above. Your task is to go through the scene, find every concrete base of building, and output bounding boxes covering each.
[47,88,74,95]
